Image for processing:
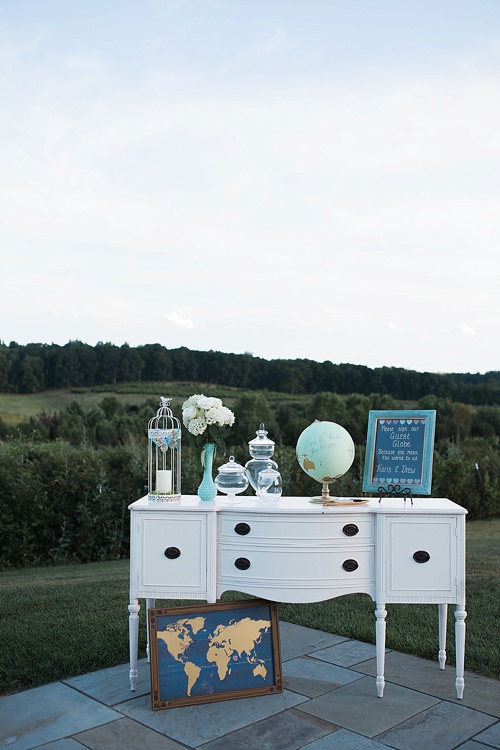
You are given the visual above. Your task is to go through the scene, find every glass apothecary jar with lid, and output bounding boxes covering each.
[257,466,283,505]
[245,423,278,494]
[215,456,249,504]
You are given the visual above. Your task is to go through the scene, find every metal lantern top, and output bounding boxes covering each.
[147,397,182,503]
[148,397,181,445]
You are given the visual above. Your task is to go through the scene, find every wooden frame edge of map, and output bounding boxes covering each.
[362,409,436,496]
[148,599,282,710]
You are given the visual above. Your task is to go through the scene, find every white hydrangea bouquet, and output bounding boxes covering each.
[182,394,235,467]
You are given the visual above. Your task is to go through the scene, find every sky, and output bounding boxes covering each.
[1,0,499,375]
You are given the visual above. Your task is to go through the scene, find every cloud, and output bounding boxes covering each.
[163,311,196,330]
[0,29,47,60]
[460,323,477,338]
[252,25,300,58]
[388,321,403,333]
[65,53,108,73]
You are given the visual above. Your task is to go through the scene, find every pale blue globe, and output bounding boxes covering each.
[296,420,355,484]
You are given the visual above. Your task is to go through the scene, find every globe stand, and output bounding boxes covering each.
[309,480,338,504]
[319,480,334,501]
[309,477,369,506]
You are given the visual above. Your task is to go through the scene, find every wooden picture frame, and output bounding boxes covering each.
[149,599,282,710]
[362,410,436,496]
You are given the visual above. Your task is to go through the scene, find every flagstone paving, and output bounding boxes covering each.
[1,621,498,750]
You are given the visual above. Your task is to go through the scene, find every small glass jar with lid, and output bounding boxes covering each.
[257,466,283,505]
[215,456,249,504]
[245,423,278,494]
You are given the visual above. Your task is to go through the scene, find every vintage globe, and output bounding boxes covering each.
[296,420,355,501]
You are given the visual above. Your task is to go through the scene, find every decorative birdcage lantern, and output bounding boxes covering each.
[147,397,182,503]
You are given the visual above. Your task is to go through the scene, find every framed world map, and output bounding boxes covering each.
[148,599,282,710]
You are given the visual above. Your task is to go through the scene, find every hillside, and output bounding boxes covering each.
[1,341,499,405]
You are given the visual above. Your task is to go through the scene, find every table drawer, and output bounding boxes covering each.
[219,513,374,546]
[218,544,375,586]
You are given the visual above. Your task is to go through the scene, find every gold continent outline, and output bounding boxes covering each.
[156,616,206,696]
[206,617,271,681]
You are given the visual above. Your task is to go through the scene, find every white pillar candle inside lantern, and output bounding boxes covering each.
[156,469,172,493]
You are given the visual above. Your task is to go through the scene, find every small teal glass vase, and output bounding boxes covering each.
[197,442,218,501]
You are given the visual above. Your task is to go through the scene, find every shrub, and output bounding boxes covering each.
[0,439,145,569]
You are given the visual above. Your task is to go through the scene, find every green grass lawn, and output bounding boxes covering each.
[1,519,498,697]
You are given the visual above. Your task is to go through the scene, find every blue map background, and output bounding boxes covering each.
[155,603,276,701]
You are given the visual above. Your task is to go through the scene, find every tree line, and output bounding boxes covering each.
[1,340,500,405]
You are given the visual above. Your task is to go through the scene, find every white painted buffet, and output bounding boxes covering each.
[128,495,466,698]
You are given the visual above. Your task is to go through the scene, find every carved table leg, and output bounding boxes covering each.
[146,598,155,662]
[438,603,447,669]
[128,599,140,691]
[455,605,467,699]
[375,604,387,697]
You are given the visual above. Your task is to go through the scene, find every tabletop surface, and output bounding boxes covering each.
[129,495,467,515]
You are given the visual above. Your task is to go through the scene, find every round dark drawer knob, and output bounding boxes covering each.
[342,559,359,572]
[343,523,359,537]
[413,550,430,564]
[164,547,181,560]
[235,557,251,570]
[235,523,251,536]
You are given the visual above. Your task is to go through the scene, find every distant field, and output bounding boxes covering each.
[0,388,152,426]
[0,382,304,426]
[0,384,205,425]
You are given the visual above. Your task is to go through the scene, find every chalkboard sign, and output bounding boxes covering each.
[362,410,436,496]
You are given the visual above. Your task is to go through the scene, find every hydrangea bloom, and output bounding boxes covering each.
[182,393,235,463]
[185,417,206,436]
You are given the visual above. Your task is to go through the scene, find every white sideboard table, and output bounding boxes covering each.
[128,495,466,698]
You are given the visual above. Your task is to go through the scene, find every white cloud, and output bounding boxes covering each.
[0,29,47,60]
[460,323,477,338]
[388,321,403,333]
[65,53,108,73]
[252,25,300,58]
[163,311,196,331]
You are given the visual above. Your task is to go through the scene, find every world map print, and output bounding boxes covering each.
[153,603,277,704]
